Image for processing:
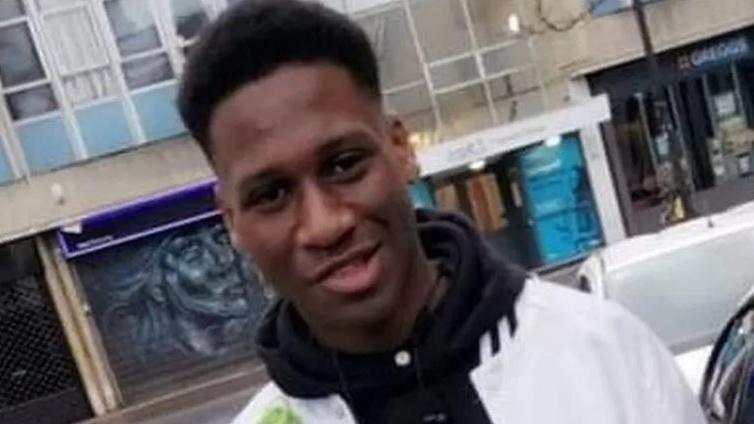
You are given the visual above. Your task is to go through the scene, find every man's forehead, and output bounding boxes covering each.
[212,63,376,135]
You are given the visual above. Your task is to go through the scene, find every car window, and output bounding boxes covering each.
[605,226,754,353]
[702,305,754,424]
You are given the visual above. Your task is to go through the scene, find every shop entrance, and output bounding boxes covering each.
[430,134,604,270]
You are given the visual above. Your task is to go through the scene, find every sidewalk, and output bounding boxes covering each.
[80,366,267,424]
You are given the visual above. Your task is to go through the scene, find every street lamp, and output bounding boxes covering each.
[631,0,697,224]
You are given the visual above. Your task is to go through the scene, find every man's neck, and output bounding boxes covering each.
[309,246,441,354]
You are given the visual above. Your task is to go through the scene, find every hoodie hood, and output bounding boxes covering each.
[255,209,526,399]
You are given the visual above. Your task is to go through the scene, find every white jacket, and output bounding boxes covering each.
[232,280,706,424]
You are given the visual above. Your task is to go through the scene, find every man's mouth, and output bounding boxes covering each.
[312,243,382,295]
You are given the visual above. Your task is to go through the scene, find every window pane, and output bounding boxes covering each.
[482,42,532,76]
[589,0,631,17]
[489,70,540,100]
[17,115,76,173]
[0,24,46,87]
[35,0,79,10]
[171,0,210,41]
[44,7,109,74]
[0,0,25,21]
[122,54,173,89]
[490,71,543,123]
[467,0,520,47]
[437,83,492,139]
[104,0,161,56]
[410,0,472,61]
[429,56,479,90]
[76,101,133,157]
[133,83,186,141]
[63,69,118,105]
[357,7,422,90]
[7,85,58,120]
[0,134,14,183]
[386,84,431,115]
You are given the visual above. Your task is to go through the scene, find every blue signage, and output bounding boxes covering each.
[58,180,219,258]
[518,135,604,265]
[676,35,751,71]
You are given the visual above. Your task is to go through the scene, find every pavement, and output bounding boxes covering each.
[79,366,267,424]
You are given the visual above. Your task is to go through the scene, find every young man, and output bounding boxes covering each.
[178,1,705,423]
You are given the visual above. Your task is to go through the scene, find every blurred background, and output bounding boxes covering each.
[0,0,753,422]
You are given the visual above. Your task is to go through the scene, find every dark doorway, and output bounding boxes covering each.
[0,240,92,424]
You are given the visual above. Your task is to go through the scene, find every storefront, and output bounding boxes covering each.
[0,239,92,424]
[414,95,618,270]
[56,181,271,405]
[589,26,754,235]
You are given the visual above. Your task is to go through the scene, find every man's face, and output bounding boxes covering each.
[210,63,418,330]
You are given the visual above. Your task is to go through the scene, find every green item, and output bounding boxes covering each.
[258,406,302,424]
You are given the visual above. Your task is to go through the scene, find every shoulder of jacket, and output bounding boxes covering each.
[515,277,645,338]
[230,382,293,424]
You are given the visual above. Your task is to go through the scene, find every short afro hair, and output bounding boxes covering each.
[177,0,381,158]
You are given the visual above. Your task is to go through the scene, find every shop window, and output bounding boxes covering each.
[432,135,603,268]
[610,87,697,211]
[72,220,271,403]
[702,68,754,182]
[17,116,75,173]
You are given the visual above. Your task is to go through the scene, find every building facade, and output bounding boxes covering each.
[6,0,752,420]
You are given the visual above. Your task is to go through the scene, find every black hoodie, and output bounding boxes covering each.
[255,210,526,424]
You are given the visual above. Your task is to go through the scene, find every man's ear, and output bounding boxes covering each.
[387,116,419,184]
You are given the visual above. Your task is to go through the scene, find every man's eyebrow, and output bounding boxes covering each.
[235,171,281,197]
[315,129,371,157]
[232,128,374,194]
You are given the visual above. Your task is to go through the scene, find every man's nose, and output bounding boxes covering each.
[295,185,356,250]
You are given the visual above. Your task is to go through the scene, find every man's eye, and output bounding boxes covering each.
[244,184,289,212]
[326,151,369,181]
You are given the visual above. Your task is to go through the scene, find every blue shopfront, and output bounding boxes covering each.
[416,98,613,271]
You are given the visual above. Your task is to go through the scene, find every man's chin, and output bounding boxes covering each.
[320,284,401,329]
